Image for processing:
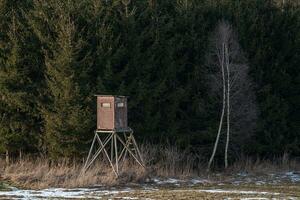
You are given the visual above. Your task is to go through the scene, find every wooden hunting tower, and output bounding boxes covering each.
[96,95,128,131]
[82,95,144,177]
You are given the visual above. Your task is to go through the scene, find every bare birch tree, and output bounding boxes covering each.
[225,43,230,168]
[207,21,258,170]
[222,23,258,168]
[207,22,227,171]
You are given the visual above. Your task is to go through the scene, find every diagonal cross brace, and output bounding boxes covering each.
[82,133,113,173]
[82,130,145,177]
[116,134,145,168]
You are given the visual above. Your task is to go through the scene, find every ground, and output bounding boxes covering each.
[0,171,300,199]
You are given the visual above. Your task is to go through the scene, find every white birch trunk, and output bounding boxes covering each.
[207,43,226,171]
[206,20,256,170]
[225,44,230,169]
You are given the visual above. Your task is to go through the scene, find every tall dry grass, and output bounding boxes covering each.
[0,156,148,189]
[0,145,299,189]
[140,143,204,178]
[0,144,200,189]
[228,152,300,174]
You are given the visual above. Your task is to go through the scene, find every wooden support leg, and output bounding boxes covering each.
[111,133,114,162]
[96,133,118,177]
[123,132,130,161]
[118,132,131,162]
[82,133,113,173]
[82,130,145,177]
[82,132,97,173]
[114,132,119,175]
[131,133,145,165]
[116,134,145,168]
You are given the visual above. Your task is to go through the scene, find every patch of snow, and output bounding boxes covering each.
[0,188,92,199]
[255,181,266,185]
[152,178,160,183]
[115,197,138,200]
[240,198,269,200]
[152,177,211,186]
[196,189,280,195]
[152,178,181,184]
[164,178,180,184]
[284,171,300,182]
[190,179,210,185]
[237,172,248,177]
[232,180,243,185]
[0,187,133,200]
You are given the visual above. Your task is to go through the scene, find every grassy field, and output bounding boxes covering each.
[110,184,300,200]
[1,150,299,190]
[0,181,299,199]
[1,149,300,199]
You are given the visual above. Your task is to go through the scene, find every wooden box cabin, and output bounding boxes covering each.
[96,95,128,131]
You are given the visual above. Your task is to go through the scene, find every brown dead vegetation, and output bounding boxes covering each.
[229,153,300,174]
[0,145,299,189]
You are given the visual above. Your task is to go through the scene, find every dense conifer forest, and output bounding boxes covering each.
[0,0,299,163]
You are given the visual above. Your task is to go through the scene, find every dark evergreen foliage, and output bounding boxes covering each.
[0,0,299,160]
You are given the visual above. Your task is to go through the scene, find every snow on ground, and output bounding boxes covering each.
[0,187,282,200]
[152,177,211,186]
[238,198,269,200]
[231,171,300,186]
[196,189,280,195]
[0,171,299,199]
[283,171,300,182]
[0,187,133,200]
[152,178,181,184]
[151,171,300,186]
[239,198,299,200]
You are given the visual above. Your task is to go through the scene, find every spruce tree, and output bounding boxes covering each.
[29,0,93,159]
[0,0,42,156]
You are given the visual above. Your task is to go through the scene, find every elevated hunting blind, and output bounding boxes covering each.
[96,95,128,131]
[82,95,145,177]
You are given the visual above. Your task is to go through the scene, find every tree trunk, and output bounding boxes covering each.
[5,150,9,165]
[225,44,230,169]
[207,43,226,171]
[19,149,22,162]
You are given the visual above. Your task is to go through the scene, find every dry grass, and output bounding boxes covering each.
[140,144,203,178]
[0,144,198,189]
[0,156,149,189]
[0,145,299,189]
[228,152,300,174]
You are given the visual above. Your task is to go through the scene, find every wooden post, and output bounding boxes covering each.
[111,134,114,162]
[114,132,119,174]
[131,132,144,165]
[96,133,118,176]
[82,133,97,171]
